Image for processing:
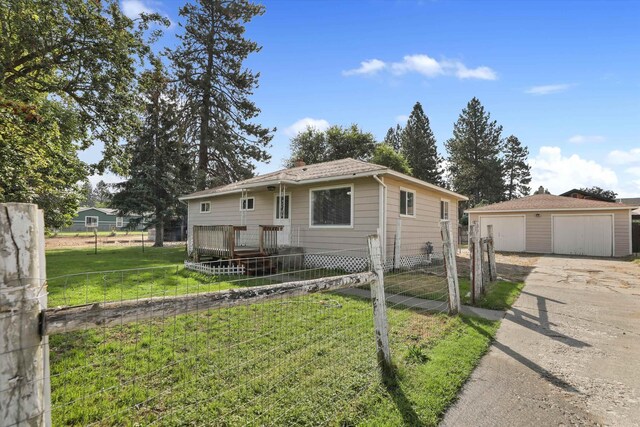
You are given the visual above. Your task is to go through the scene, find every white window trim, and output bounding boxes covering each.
[115,217,124,228]
[399,187,416,218]
[85,216,99,227]
[200,202,211,213]
[440,198,451,221]
[274,193,291,221]
[308,184,354,229]
[239,197,255,211]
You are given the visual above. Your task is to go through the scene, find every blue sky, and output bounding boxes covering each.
[86,0,640,197]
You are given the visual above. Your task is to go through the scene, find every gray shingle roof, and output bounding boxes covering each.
[183,158,388,198]
[467,194,636,212]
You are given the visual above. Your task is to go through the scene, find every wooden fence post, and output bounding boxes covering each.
[440,220,461,314]
[367,234,392,380]
[469,222,483,303]
[393,219,402,271]
[481,238,489,290]
[0,203,50,426]
[486,224,497,281]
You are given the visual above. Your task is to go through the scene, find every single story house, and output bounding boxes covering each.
[60,207,146,232]
[466,194,638,257]
[559,188,615,202]
[179,158,467,269]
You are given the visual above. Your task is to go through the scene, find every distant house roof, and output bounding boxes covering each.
[558,189,615,202]
[618,197,640,206]
[78,207,119,215]
[466,194,636,213]
[180,158,468,201]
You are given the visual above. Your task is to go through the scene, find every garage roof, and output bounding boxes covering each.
[466,194,637,213]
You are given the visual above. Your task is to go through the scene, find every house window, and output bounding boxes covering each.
[440,200,450,220]
[400,189,415,216]
[240,197,255,211]
[310,185,353,227]
[116,217,124,228]
[200,202,211,213]
[85,216,98,227]
[275,195,290,219]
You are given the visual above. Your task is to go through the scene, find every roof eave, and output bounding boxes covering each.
[465,206,636,214]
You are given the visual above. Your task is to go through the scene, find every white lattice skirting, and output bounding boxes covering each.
[303,254,368,273]
[390,254,433,270]
[184,261,245,275]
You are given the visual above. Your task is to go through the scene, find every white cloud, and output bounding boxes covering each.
[391,54,444,77]
[568,134,605,144]
[284,118,330,137]
[607,148,640,165]
[525,84,572,95]
[343,54,497,81]
[342,59,386,76]
[87,173,123,187]
[529,146,618,194]
[121,0,154,18]
[395,115,409,124]
[625,167,640,177]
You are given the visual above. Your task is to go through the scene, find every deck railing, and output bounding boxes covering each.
[192,224,284,260]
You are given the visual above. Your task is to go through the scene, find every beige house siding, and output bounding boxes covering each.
[187,177,379,253]
[385,176,458,257]
[468,209,631,257]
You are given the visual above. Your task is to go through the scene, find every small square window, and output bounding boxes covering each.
[240,197,255,211]
[85,216,98,227]
[440,200,450,220]
[116,217,124,228]
[400,189,415,216]
[200,202,211,213]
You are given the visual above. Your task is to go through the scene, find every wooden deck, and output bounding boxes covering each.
[192,225,284,275]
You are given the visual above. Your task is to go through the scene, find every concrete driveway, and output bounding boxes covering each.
[441,256,640,426]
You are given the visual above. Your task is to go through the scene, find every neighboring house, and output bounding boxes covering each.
[617,198,640,220]
[466,194,637,257]
[60,207,146,232]
[179,158,467,268]
[559,188,615,202]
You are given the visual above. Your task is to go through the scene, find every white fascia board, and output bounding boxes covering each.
[465,207,635,214]
[383,170,468,201]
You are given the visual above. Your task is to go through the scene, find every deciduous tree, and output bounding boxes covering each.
[371,144,412,174]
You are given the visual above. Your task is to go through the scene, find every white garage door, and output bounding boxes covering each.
[480,216,526,252]
[552,215,613,256]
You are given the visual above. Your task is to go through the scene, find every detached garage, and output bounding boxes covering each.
[466,194,636,257]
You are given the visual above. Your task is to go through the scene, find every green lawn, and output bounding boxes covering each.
[49,294,498,426]
[46,246,275,307]
[50,231,148,237]
[459,277,525,310]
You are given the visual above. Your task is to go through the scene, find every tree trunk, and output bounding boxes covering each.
[154,218,164,247]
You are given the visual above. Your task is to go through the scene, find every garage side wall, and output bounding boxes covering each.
[468,210,631,257]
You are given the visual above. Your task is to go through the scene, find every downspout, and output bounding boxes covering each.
[373,175,387,263]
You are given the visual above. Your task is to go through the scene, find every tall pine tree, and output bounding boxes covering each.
[401,102,444,185]
[383,124,403,152]
[503,135,531,200]
[445,97,505,205]
[112,61,191,246]
[169,0,273,190]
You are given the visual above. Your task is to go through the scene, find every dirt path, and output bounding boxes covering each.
[441,256,640,426]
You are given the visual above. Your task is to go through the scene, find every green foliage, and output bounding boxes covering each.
[401,102,444,185]
[371,143,412,174]
[503,135,532,200]
[0,96,86,228]
[459,278,525,310]
[578,186,617,201]
[169,0,274,190]
[287,124,377,166]
[1,0,165,174]
[111,60,192,246]
[446,97,505,205]
[383,123,403,152]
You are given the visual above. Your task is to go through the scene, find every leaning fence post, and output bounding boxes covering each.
[440,220,461,314]
[486,224,497,281]
[367,234,392,379]
[0,203,50,426]
[469,221,483,303]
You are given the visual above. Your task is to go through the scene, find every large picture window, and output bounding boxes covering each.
[400,189,415,216]
[310,186,353,227]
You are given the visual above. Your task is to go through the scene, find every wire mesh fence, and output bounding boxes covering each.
[4,207,463,427]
